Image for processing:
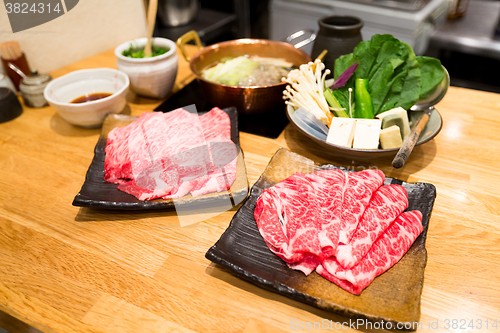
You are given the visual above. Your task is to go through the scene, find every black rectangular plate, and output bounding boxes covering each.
[72,107,248,210]
[206,148,436,328]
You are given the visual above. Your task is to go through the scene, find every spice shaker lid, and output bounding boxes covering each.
[21,71,52,86]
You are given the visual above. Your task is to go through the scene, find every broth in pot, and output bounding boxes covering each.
[201,56,295,87]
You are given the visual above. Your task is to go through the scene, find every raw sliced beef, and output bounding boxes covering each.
[104,107,237,200]
[254,172,322,275]
[337,169,385,245]
[335,184,408,269]
[200,108,232,141]
[286,254,322,276]
[112,109,210,199]
[189,109,238,197]
[305,169,345,258]
[105,111,163,184]
[189,142,238,197]
[317,210,423,295]
[107,109,211,200]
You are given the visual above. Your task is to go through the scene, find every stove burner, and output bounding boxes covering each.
[154,80,289,139]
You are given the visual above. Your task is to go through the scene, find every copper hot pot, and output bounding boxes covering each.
[177,31,311,114]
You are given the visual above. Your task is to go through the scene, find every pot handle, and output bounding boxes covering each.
[176,30,203,62]
[285,29,317,49]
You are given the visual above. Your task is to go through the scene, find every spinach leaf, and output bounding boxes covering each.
[417,56,445,97]
[331,81,352,114]
[332,34,439,116]
[332,53,356,113]
[334,53,356,78]
[379,42,421,113]
[366,40,408,114]
[331,62,358,89]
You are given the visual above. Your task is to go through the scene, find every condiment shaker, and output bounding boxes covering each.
[0,41,31,90]
[448,0,470,20]
[19,71,52,108]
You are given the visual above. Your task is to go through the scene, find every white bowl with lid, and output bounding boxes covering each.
[20,72,52,108]
[44,68,129,128]
[115,37,178,99]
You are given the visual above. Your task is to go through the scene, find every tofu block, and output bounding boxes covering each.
[326,118,357,148]
[376,107,411,140]
[380,125,403,149]
[352,119,381,149]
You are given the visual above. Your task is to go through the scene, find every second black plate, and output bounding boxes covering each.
[206,148,436,328]
[72,107,249,210]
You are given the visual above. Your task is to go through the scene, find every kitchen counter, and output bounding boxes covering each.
[1,47,500,333]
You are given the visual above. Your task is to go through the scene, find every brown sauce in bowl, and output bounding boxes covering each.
[71,93,112,104]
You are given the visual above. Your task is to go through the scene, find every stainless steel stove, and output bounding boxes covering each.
[347,0,434,12]
[270,0,448,55]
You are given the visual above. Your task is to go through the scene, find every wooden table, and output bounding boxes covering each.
[1,47,499,333]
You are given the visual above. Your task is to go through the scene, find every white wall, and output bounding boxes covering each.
[0,0,147,74]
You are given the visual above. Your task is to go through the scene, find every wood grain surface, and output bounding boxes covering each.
[1,46,499,333]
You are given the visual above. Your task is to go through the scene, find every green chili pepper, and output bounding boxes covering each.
[354,78,374,119]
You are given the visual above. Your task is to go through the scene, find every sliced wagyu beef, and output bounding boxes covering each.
[337,169,385,245]
[104,107,237,200]
[254,172,322,275]
[254,168,423,294]
[305,169,384,258]
[190,108,238,197]
[305,169,345,258]
[316,210,423,295]
[335,184,409,269]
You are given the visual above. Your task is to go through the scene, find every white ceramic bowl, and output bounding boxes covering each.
[115,37,178,99]
[44,68,129,128]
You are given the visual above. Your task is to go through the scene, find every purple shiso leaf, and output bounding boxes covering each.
[330,62,359,90]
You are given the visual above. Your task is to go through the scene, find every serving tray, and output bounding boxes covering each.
[206,148,436,328]
[72,107,248,210]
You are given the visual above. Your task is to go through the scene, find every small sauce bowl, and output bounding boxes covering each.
[43,68,129,128]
